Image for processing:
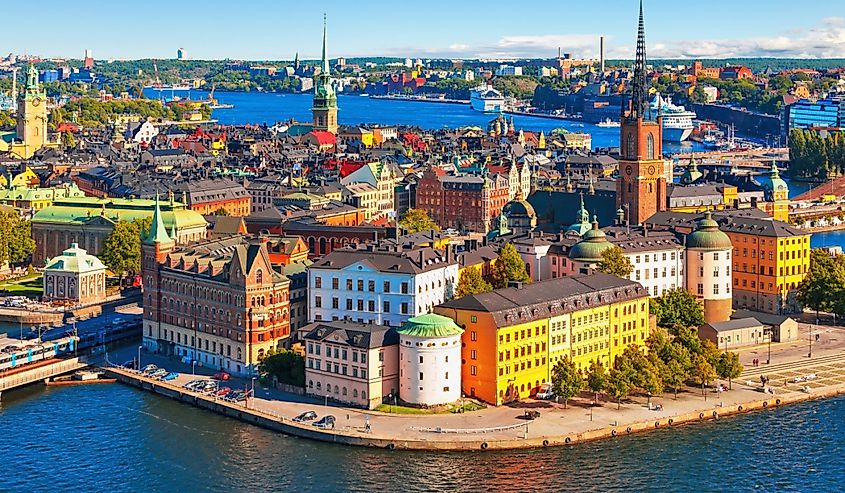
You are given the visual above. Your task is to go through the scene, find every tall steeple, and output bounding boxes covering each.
[631,0,648,120]
[144,194,172,245]
[321,13,329,75]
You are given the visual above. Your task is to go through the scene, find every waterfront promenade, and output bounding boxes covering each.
[104,322,845,451]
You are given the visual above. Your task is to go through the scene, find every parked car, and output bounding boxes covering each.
[214,387,232,397]
[213,372,231,381]
[162,372,179,381]
[312,415,336,429]
[184,380,205,390]
[141,364,158,375]
[536,382,554,400]
[149,369,168,379]
[293,411,318,423]
[201,381,219,393]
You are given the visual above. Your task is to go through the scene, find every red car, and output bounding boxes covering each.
[213,372,230,381]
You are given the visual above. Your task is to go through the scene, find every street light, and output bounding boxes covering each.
[192,360,197,376]
[809,324,814,358]
[250,377,256,409]
[766,328,772,365]
[138,345,143,370]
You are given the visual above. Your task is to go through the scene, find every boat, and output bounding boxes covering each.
[359,93,369,97]
[596,118,620,128]
[651,92,695,142]
[470,85,505,113]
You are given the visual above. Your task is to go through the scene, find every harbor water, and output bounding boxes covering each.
[0,383,842,492]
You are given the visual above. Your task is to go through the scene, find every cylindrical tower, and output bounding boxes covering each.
[397,314,463,406]
[686,212,733,323]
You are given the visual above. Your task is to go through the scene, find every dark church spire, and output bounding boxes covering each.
[630,0,648,120]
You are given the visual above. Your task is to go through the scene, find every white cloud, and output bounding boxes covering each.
[377,17,845,59]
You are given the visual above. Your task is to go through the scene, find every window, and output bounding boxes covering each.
[357,280,364,291]
[713,284,720,295]
[383,300,390,312]
[471,331,477,341]
[332,278,339,289]
[697,283,703,295]
[315,296,322,308]
[346,279,353,290]
[401,303,409,314]
[383,281,390,292]
[401,282,409,294]
[332,297,339,309]
[646,133,655,160]
[471,315,477,323]
[346,299,353,310]
[419,372,424,380]
[368,300,375,312]
[357,300,364,311]
[368,280,375,292]
[314,276,322,288]
[470,349,477,360]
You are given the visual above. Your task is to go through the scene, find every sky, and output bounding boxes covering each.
[5,0,845,61]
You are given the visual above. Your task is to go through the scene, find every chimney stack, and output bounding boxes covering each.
[600,36,605,73]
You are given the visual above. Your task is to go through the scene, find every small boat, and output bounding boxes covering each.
[596,118,620,128]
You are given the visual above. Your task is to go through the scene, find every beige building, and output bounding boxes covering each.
[698,317,768,350]
[43,243,107,305]
[301,320,399,409]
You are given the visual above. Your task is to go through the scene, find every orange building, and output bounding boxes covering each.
[266,236,309,265]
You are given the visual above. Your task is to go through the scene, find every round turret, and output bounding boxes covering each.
[686,212,732,250]
[397,314,464,406]
[568,218,613,263]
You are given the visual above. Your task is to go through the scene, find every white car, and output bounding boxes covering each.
[536,383,554,400]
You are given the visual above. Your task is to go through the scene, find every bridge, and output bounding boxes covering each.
[793,175,845,202]
[0,357,88,399]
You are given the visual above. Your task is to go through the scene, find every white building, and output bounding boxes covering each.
[339,161,398,221]
[125,120,159,145]
[496,65,523,76]
[43,242,106,305]
[396,314,463,406]
[308,243,459,328]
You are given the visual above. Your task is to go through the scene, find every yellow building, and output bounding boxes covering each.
[0,165,39,189]
[436,273,651,405]
[0,183,87,211]
[9,65,57,159]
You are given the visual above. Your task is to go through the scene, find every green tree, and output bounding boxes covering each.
[213,207,230,216]
[455,267,492,298]
[690,354,717,399]
[715,351,743,390]
[586,360,608,404]
[596,246,634,278]
[101,218,151,279]
[606,368,631,410]
[259,349,305,387]
[550,356,583,408]
[661,358,689,399]
[61,131,76,149]
[399,208,439,234]
[650,288,705,329]
[0,212,36,266]
[798,250,845,317]
[488,242,531,289]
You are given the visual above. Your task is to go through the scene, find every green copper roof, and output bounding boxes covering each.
[569,219,613,262]
[32,196,207,230]
[396,313,464,338]
[686,212,732,250]
[567,193,591,236]
[45,242,106,272]
[145,195,171,244]
[760,161,788,195]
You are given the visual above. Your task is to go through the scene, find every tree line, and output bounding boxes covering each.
[798,249,845,319]
[789,128,845,181]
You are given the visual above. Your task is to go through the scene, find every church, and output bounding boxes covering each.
[3,65,58,159]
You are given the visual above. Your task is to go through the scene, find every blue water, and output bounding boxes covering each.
[0,383,840,492]
[144,88,704,154]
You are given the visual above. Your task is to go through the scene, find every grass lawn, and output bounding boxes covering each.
[0,275,43,297]
[374,401,486,415]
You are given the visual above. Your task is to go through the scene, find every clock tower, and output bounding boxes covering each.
[312,15,338,134]
[13,64,49,159]
[616,1,666,225]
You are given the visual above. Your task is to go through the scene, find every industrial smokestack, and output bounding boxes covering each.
[599,35,605,73]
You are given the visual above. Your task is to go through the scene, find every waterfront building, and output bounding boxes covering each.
[436,273,651,405]
[301,320,399,409]
[685,212,734,323]
[396,314,463,406]
[307,242,458,328]
[785,98,843,131]
[31,196,207,266]
[142,201,292,377]
[698,318,768,350]
[616,3,667,225]
[312,16,338,134]
[646,210,811,314]
[43,242,106,305]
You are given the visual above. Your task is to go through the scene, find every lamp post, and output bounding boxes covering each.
[250,377,256,409]
[809,324,813,358]
[766,328,772,365]
[192,360,197,376]
[138,345,143,371]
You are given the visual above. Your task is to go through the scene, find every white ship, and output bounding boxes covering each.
[651,92,695,142]
[596,118,620,128]
[470,85,505,113]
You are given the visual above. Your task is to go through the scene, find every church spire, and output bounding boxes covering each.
[145,194,172,245]
[321,13,329,75]
[630,0,648,120]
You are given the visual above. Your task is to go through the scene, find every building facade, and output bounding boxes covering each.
[312,17,338,134]
[43,243,106,305]
[396,314,463,406]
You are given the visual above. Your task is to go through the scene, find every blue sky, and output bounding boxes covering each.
[6,0,845,60]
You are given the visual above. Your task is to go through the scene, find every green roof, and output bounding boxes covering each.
[32,196,207,230]
[145,195,172,244]
[686,212,732,250]
[396,314,464,338]
[569,220,613,262]
[45,243,106,272]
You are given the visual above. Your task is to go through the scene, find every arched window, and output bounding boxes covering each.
[626,134,636,159]
[256,269,263,283]
[646,133,655,160]
[648,183,653,193]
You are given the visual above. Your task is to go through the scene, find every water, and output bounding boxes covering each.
[0,383,841,492]
[144,88,704,154]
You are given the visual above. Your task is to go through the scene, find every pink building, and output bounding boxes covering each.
[300,321,399,409]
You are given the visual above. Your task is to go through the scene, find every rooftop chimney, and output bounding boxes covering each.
[600,35,605,73]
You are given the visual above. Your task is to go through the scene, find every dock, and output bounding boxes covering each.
[0,357,88,399]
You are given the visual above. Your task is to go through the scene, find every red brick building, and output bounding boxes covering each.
[720,65,753,80]
[142,200,291,377]
[416,168,510,233]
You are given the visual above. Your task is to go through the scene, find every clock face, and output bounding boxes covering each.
[648,165,656,175]
[31,97,41,106]
[625,165,633,176]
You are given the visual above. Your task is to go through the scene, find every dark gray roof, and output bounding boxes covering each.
[300,320,399,349]
[439,273,645,327]
[731,309,795,327]
[704,317,763,332]
[311,244,455,275]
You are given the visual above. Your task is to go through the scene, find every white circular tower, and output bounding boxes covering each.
[686,212,733,323]
[396,314,463,406]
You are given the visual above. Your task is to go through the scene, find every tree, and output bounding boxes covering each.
[798,250,845,318]
[455,268,492,298]
[606,368,631,410]
[650,288,705,329]
[690,354,717,399]
[596,246,634,278]
[586,360,608,404]
[0,212,36,266]
[488,242,531,289]
[399,208,439,234]
[213,207,230,216]
[259,349,305,387]
[61,131,76,149]
[716,351,743,390]
[661,359,689,399]
[550,356,583,408]
[101,218,150,279]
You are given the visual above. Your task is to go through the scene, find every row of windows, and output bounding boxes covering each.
[735,279,799,291]
[738,247,807,260]
[306,358,371,379]
[314,277,411,294]
[495,357,547,376]
[496,342,548,362]
[497,325,547,345]
[636,267,682,280]
[307,381,367,400]
[313,296,410,315]
[734,264,805,276]
[306,343,370,364]
[634,251,685,263]
[696,283,731,295]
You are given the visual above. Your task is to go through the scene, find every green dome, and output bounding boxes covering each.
[686,212,732,250]
[397,314,464,338]
[503,198,536,218]
[760,161,788,197]
[569,219,613,262]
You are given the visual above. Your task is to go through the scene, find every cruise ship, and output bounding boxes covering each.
[651,93,695,142]
[470,85,505,113]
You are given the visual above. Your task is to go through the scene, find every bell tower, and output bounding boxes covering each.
[13,64,48,159]
[312,14,338,134]
[616,1,666,225]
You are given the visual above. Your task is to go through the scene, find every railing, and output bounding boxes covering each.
[0,358,86,392]
[410,422,527,434]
